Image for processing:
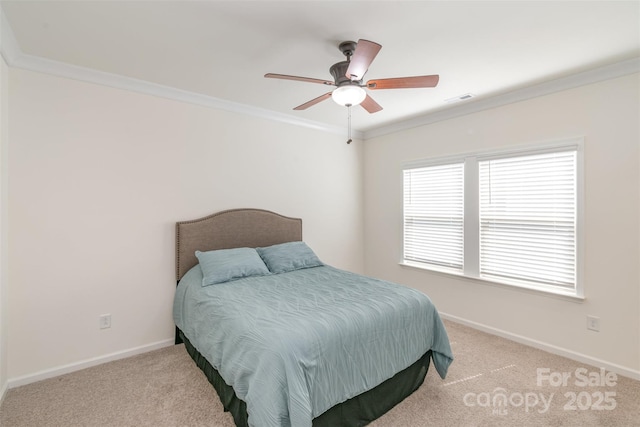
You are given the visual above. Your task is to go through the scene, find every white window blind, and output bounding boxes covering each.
[479,150,577,289]
[403,163,464,271]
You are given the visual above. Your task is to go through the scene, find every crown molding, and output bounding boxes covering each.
[0,9,19,65]
[13,52,359,137]
[364,57,640,140]
[0,9,361,139]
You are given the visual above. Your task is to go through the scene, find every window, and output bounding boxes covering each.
[402,139,583,297]
[403,163,464,271]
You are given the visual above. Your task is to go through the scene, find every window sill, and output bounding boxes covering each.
[399,261,585,303]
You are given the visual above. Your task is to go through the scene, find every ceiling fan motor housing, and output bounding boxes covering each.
[331,40,362,87]
[330,61,357,86]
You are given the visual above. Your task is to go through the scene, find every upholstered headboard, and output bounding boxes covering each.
[175,208,302,281]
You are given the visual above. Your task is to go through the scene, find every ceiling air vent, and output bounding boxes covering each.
[445,93,475,104]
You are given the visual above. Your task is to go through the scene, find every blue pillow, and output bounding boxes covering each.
[256,242,323,274]
[195,248,270,286]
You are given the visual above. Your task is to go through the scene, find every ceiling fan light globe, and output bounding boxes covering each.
[332,85,366,107]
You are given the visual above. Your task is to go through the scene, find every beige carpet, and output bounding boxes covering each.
[1,320,639,426]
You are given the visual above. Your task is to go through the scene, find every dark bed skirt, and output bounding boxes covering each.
[179,329,432,427]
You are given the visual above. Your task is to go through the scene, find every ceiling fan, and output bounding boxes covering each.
[265,39,440,114]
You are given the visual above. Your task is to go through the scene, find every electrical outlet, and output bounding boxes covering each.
[99,314,111,329]
[587,315,600,332]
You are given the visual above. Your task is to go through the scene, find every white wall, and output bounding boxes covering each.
[6,68,364,379]
[4,60,638,386]
[364,74,640,375]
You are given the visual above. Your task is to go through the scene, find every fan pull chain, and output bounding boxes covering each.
[346,104,353,144]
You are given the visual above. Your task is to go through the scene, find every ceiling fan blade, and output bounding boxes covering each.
[265,73,334,86]
[360,94,383,114]
[293,92,333,110]
[366,75,440,90]
[345,39,382,81]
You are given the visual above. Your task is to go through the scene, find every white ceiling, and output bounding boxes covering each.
[1,0,639,133]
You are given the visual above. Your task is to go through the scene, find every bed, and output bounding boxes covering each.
[173,208,453,427]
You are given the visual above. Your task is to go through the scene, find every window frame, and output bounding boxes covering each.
[400,138,584,299]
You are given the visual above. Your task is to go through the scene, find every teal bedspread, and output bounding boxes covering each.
[174,265,453,427]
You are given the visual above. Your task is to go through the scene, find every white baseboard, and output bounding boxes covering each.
[7,338,175,389]
[440,312,640,381]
